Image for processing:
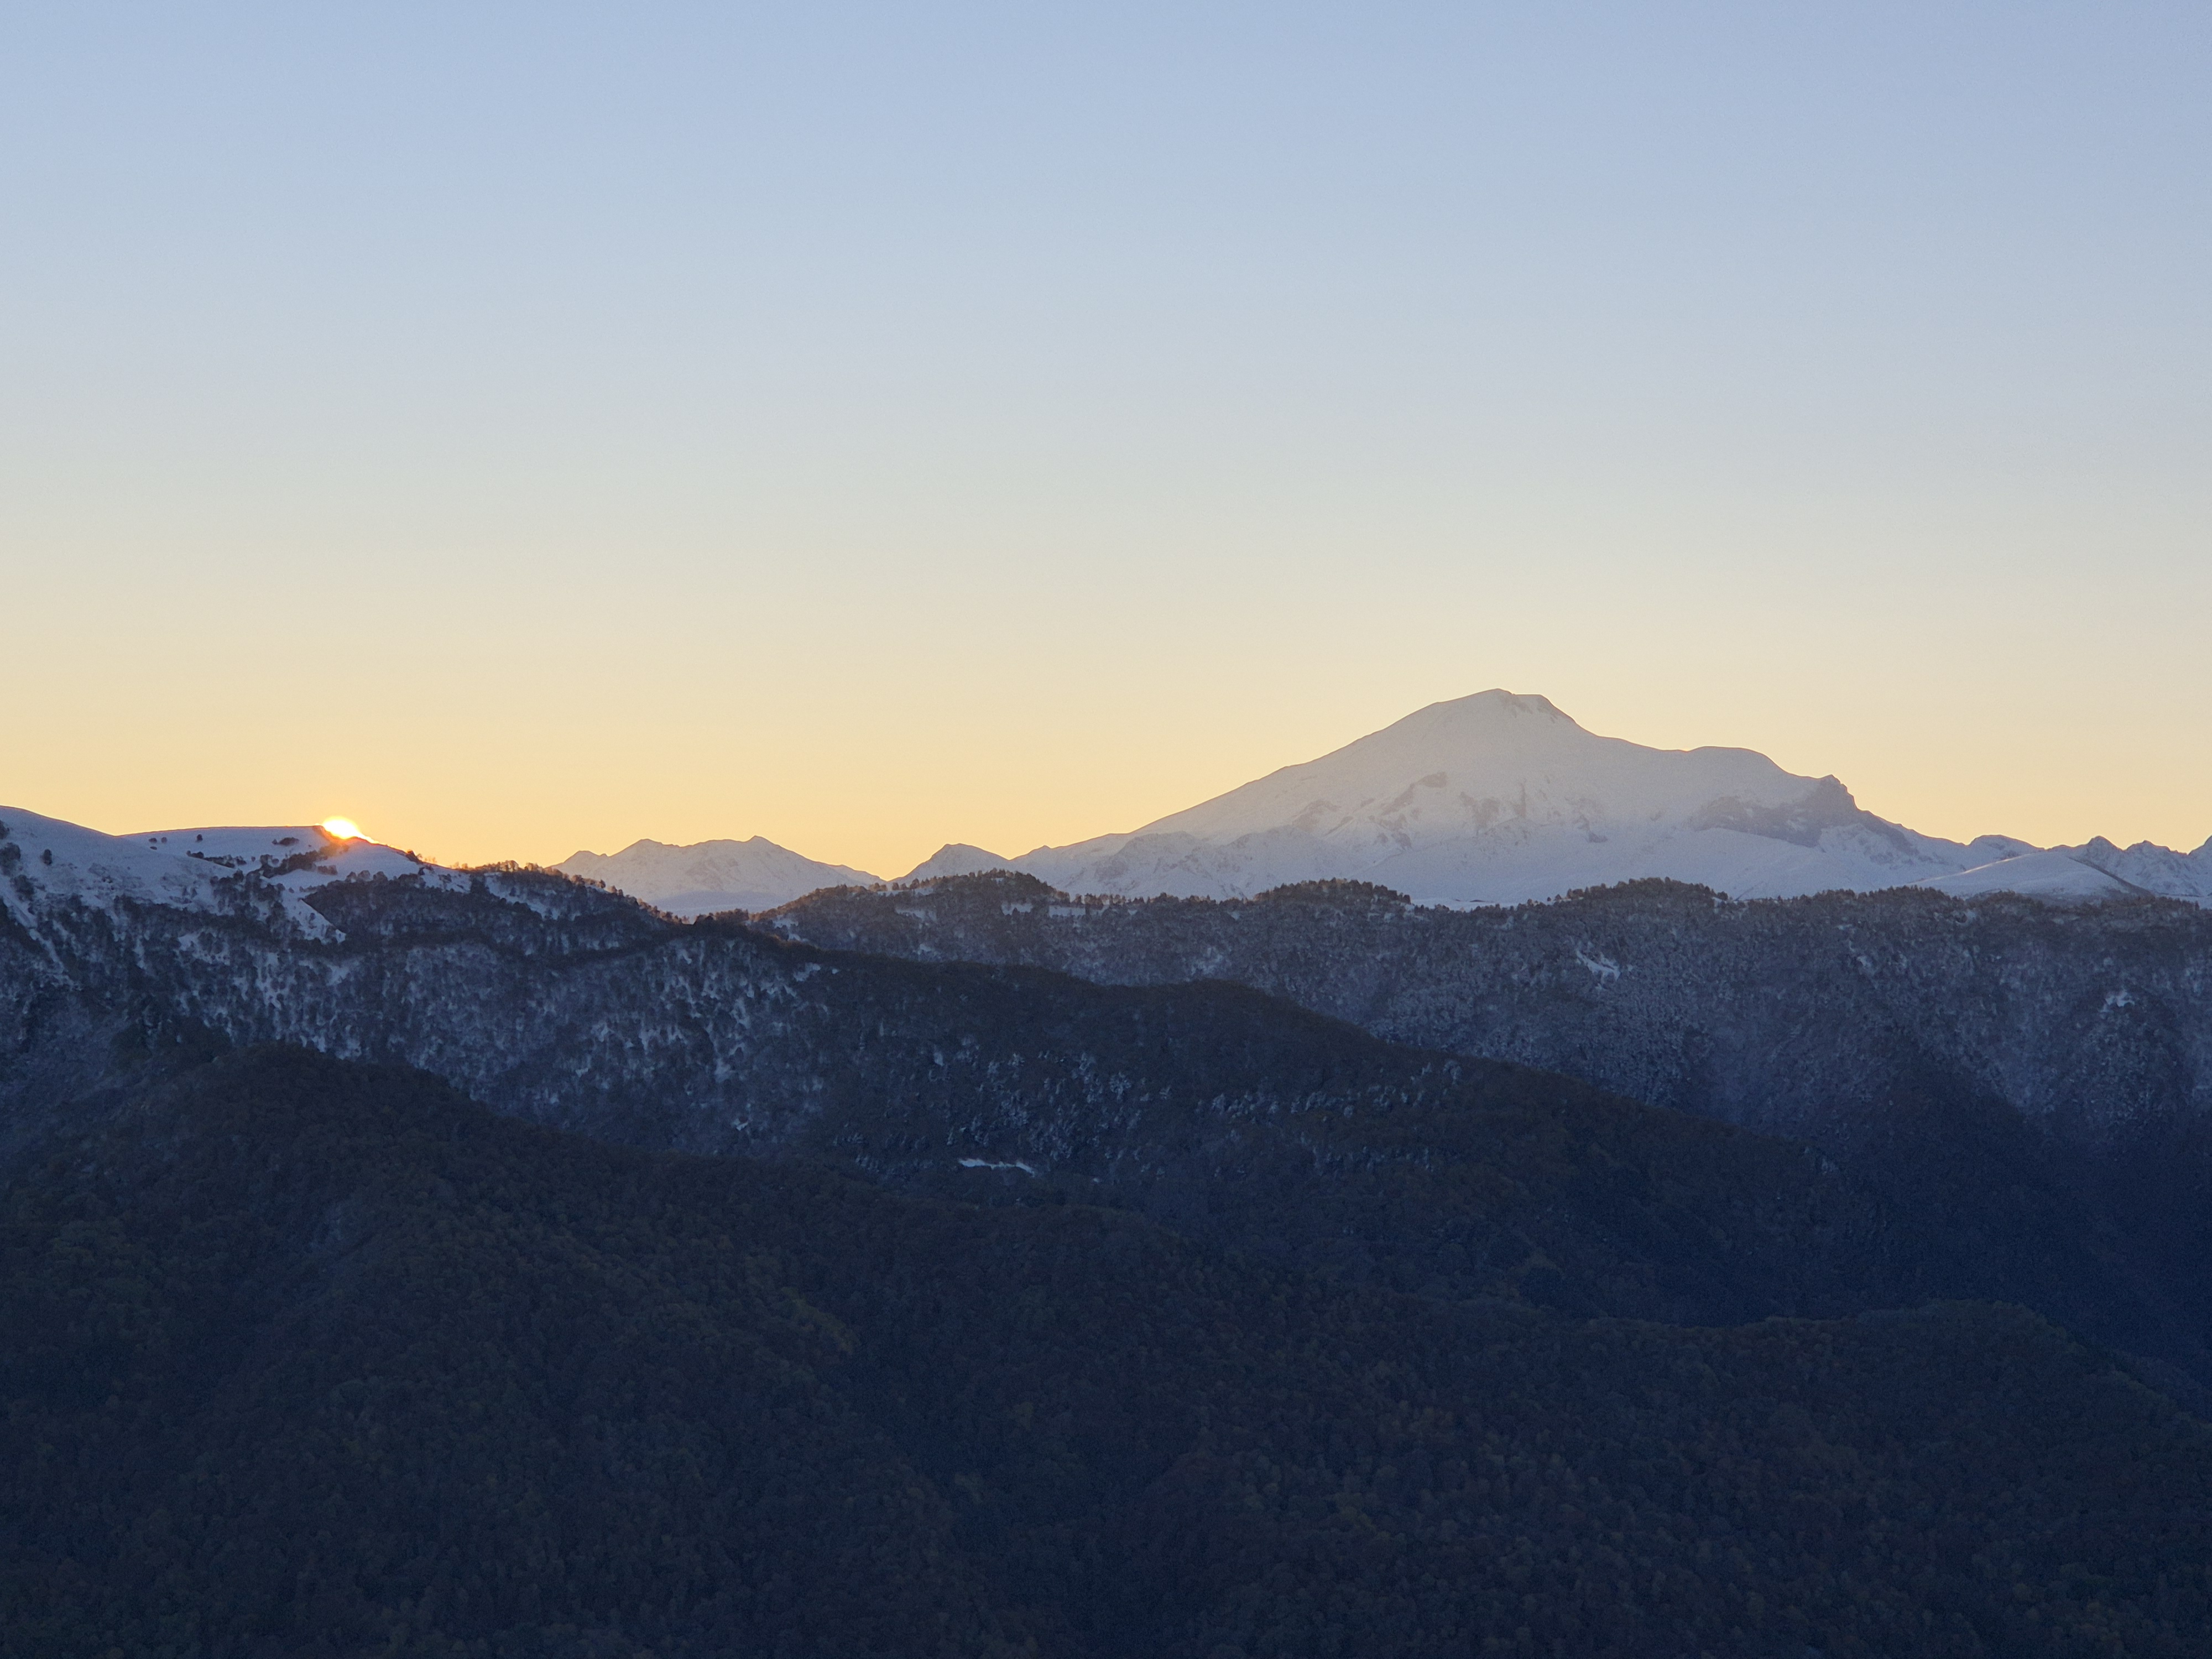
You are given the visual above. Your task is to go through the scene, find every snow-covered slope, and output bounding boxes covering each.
[1911,839,2212,906]
[1913,849,2145,904]
[2063,837,2212,902]
[0,807,446,938]
[1005,691,1984,904]
[555,838,880,917]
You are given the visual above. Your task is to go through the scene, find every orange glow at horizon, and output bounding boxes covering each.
[321,817,363,841]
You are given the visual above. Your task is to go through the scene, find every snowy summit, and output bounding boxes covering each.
[990,691,1967,904]
[0,807,453,939]
[908,692,2212,908]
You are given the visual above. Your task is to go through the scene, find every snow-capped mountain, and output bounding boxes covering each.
[988,691,1974,904]
[878,692,2209,907]
[555,837,879,917]
[0,806,444,938]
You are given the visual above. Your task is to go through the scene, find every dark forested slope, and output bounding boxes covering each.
[6,1046,2210,1659]
[6,868,2210,1379]
[768,874,2212,1146]
[771,874,2212,1387]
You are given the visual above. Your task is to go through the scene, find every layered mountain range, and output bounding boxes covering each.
[9,792,2212,1651]
[5,799,2211,1381]
[771,870,2212,1155]
[556,691,2212,913]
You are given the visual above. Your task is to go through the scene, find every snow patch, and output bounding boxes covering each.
[1574,945,1623,982]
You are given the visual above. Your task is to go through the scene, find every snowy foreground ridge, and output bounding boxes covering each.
[562,691,2212,911]
[0,809,462,939]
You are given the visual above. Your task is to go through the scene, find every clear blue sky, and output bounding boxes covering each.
[4,4,2207,870]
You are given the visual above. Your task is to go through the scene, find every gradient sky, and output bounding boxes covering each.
[4,3,2207,875]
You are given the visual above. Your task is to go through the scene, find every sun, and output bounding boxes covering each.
[321,817,363,841]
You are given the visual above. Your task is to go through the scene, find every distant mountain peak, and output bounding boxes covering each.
[1409,688,1577,725]
[555,836,879,918]
[900,844,1015,883]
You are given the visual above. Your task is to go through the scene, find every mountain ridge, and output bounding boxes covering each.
[11,675,2210,933]
[550,691,2210,910]
[554,834,879,917]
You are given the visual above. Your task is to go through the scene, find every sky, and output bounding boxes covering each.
[3,3,2207,875]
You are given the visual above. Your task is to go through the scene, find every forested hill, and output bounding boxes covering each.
[7,862,2212,1384]
[7,849,2212,1650]
[766,873,2212,1146]
[7,1045,2211,1659]
[769,874,2212,1391]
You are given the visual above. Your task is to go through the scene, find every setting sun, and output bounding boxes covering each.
[321,817,362,841]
